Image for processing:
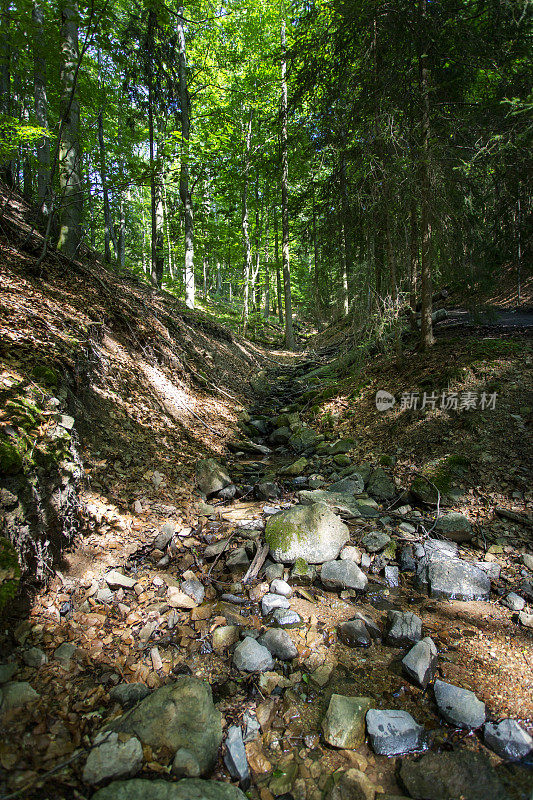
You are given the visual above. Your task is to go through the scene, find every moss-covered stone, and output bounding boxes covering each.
[0,537,20,610]
[32,363,60,387]
[410,454,470,504]
[0,440,23,475]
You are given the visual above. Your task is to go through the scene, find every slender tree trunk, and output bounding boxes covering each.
[409,194,419,330]
[57,0,82,258]
[86,170,95,248]
[163,182,173,277]
[177,6,195,308]
[118,191,126,267]
[418,0,434,349]
[281,21,294,349]
[312,181,321,320]
[0,0,14,186]
[147,9,160,286]
[154,171,165,285]
[32,0,50,210]
[241,108,253,334]
[338,208,349,315]
[97,107,117,262]
[274,206,283,324]
[263,206,270,319]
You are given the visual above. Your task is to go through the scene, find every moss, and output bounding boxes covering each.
[265,512,305,552]
[32,363,60,387]
[294,557,309,573]
[0,537,20,611]
[0,439,23,475]
[413,454,470,501]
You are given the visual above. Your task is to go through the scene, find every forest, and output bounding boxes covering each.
[0,2,532,800]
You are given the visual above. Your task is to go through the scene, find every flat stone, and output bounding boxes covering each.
[339,546,362,564]
[434,512,473,542]
[268,761,298,796]
[109,678,222,777]
[92,778,248,800]
[399,750,509,800]
[212,625,240,652]
[362,531,391,553]
[279,457,308,476]
[181,580,205,605]
[110,683,151,708]
[327,769,375,800]
[23,647,48,668]
[289,427,323,454]
[270,578,292,598]
[258,628,297,660]
[321,560,368,591]
[0,663,17,684]
[265,502,349,564]
[261,593,290,615]
[270,608,302,628]
[297,489,362,518]
[384,565,400,587]
[54,642,78,668]
[153,523,176,550]
[502,592,525,611]
[204,539,230,558]
[427,560,490,601]
[402,637,438,688]
[328,476,364,494]
[434,680,485,729]
[196,458,232,496]
[311,663,335,687]
[83,732,143,785]
[224,725,250,788]
[484,718,533,760]
[242,710,260,743]
[233,637,275,672]
[167,588,197,609]
[0,681,39,711]
[105,570,136,589]
[385,611,422,647]
[322,694,374,748]
[366,709,425,756]
[327,439,357,456]
[337,620,371,648]
[474,561,501,580]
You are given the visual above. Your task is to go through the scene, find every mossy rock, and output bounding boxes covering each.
[410,454,470,505]
[0,440,23,475]
[32,363,60,387]
[0,537,20,611]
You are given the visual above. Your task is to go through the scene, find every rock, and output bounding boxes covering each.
[328,476,365,494]
[23,647,48,667]
[402,638,438,688]
[290,559,316,584]
[279,457,308,476]
[265,502,349,564]
[153,522,176,550]
[484,719,533,760]
[289,427,323,454]
[366,709,425,756]
[399,546,416,572]
[334,454,351,467]
[110,683,151,708]
[224,725,250,788]
[434,512,473,542]
[204,539,230,558]
[54,642,78,668]
[233,637,275,672]
[264,563,284,581]
[425,560,491,601]
[311,662,335,686]
[212,625,240,652]
[258,628,297,660]
[518,610,533,628]
[0,663,17,684]
[354,496,380,518]
[92,778,248,800]
[217,484,237,501]
[255,482,279,500]
[386,611,422,647]
[261,592,290,615]
[83,732,143,785]
[521,553,533,570]
[181,579,205,605]
[474,561,501,580]
[271,608,302,628]
[337,620,371,647]
[275,411,300,428]
[242,711,260,743]
[327,768,375,800]
[196,458,232,496]
[198,500,215,516]
[270,578,293,597]
[269,426,292,446]
[384,565,400,587]
[0,681,39,711]
[399,750,509,800]
[322,694,374,748]
[297,489,362,518]
[269,761,298,796]
[97,587,114,604]
[434,680,485,729]
[108,678,222,777]
[351,612,381,640]
[167,588,197,609]
[340,546,362,564]
[362,531,391,553]
[105,570,136,589]
[503,592,525,611]
[327,439,357,456]
[321,560,368,591]
[367,469,396,502]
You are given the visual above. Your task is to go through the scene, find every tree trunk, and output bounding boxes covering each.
[241,108,253,334]
[97,106,118,262]
[312,181,321,320]
[0,0,14,186]
[32,0,50,210]
[263,206,270,319]
[118,191,126,267]
[274,206,283,324]
[177,6,195,308]
[281,21,294,349]
[418,0,434,349]
[57,0,82,258]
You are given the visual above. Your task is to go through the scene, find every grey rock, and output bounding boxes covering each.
[23,647,48,668]
[226,548,250,570]
[110,683,151,708]
[92,778,248,800]
[297,489,362,519]
[270,578,292,598]
[224,725,250,788]
[279,457,308,476]
[434,679,485,729]
[265,502,349,564]
[474,561,501,580]
[328,476,365,494]
[0,663,17,684]
[204,539,231,558]
[521,553,533,570]
[242,711,260,743]
[196,458,232,497]
[217,484,237,501]
[434,512,473,542]
[290,560,316,585]
[258,628,297,660]
[503,592,525,611]
[83,732,143,785]
[386,611,422,647]
[426,560,491,601]
[269,426,292,446]
[322,694,373,748]
[233,637,275,672]
[360,553,371,570]
[197,501,215,516]
[181,580,205,605]
[54,642,78,668]
[212,626,240,652]
[327,438,356,456]
[0,681,39,710]
[402,637,438,688]
[108,678,222,776]
[321,560,368,591]
[484,718,533,760]
[367,468,396,501]
[362,531,391,553]
[399,545,416,572]
[289,427,323,454]
[105,570,136,589]
[326,768,375,800]
[261,592,290,615]
[354,496,380,518]
[385,565,400,587]
[97,587,114,604]
[351,612,381,640]
[153,522,176,550]
[255,482,279,500]
[264,563,284,582]
[366,709,425,756]
[399,750,509,800]
[271,608,302,628]
[339,545,362,564]
[337,620,371,647]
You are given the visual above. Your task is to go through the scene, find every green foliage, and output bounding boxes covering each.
[0,115,47,163]
[0,537,20,611]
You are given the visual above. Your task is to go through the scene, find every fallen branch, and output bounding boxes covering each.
[243,543,269,584]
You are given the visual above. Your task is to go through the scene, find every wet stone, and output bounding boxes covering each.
[326,768,375,800]
[483,718,533,761]
[212,625,240,652]
[321,560,368,591]
[366,709,425,756]
[351,612,381,640]
[242,710,260,743]
[196,458,232,496]
[384,565,399,587]
[322,694,374,749]
[402,637,438,689]
[337,620,371,648]
[233,637,275,672]
[261,592,290,616]
[23,647,48,668]
[399,750,509,800]
[385,611,422,647]
[258,628,297,660]
[434,680,486,729]
[271,608,302,628]
[110,683,151,708]
[224,725,250,788]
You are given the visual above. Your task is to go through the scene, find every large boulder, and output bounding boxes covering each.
[322,694,373,748]
[296,489,362,519]
[289,427,323,454]
[366,468,396,501]
[265,503,349,564]
[195,459,232,497]
[399,750,509,800]
[92,779,248,800]
[107,678,222,777]
[434,512,473,543]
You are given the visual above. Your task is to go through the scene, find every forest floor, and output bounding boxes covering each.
[0,187,532,800]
